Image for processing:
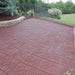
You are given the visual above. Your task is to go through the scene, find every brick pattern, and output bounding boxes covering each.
[0,18,75,75]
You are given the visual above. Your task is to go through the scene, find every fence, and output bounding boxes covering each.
[35,4,51,17]
[18,4,75,26]
[19,4,51,17]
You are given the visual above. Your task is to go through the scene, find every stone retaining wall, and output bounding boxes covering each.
[0,16,25,27]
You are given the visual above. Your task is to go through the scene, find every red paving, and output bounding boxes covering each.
[0,18,75,75]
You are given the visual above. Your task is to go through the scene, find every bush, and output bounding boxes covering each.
[13,9,19,16]
[48,8,62,19]
[65,68,75,75]
[27,10,35,16]
[19,11,25,15]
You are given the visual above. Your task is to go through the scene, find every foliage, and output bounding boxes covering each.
[0,0,75,16]
[19,11,25,15]
[53,1,75,14]
[0,0,18,16]
[37,0,75,14]
[39,14,75,26]
[18,0,37,12]
[48,8,62,19]
[65,68,75,75]
[27,10,35,16]
[17,0,75,15]
[13,9,19,16]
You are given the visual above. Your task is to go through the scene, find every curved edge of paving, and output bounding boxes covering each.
[33,17,73,27]
[0,16,25,27]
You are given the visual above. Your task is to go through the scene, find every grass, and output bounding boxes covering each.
[39,14,75,26]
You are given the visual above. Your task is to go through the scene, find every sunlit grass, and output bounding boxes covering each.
[39,14,75,26]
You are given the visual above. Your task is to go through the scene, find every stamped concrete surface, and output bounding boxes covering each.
[0,18,75,75]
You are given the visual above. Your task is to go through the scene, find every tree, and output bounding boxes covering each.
[0,0,18,16]
[63,1,73,14]
[18,0,37,12]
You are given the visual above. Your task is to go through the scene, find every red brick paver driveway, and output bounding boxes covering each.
[0,18,75,75]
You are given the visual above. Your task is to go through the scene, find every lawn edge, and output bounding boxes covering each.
[33,16,74,27]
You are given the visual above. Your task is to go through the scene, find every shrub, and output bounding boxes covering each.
[13,9,19,16]
[19,11,25,15]
[27,10,35,16]
[65,68,75,75]
[48,8,62,19]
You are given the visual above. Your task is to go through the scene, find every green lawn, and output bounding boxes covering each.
[39,14,75,26]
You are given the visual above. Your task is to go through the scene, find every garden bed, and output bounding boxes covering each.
[0,16,25,27]
[0,16,21,21]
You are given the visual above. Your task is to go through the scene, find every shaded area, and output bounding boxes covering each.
[0,18,75,75]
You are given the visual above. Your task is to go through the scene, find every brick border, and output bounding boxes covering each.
[0,16,25,27]
[74,27,75,47]
[33,16,74,27]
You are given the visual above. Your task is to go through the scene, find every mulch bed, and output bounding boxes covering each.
[0,16,21,21]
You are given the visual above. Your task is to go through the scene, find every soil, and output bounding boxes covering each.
[0,16,31,21]
[0,16,21,21]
